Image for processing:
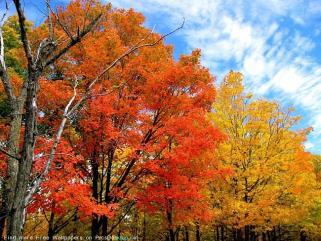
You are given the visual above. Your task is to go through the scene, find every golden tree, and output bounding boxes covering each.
[208,71,317,241]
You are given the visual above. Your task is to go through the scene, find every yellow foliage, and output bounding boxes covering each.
[208,71,318,231]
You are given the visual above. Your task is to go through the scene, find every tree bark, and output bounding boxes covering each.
[101,148,114,237]
[91,152,100,241]
[195,223,201,241]
[300,230,307,241]
[184,226,189,241]
[48,212,55,241]
[232,228,237,241]
[142,211,146,241]
[220,226,225,241]
[167,201,175,241]
[0,217,5,241]
[7,72,39,238]
[245,225,250,241]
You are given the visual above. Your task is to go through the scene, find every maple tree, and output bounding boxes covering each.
[0,0,223,240]
[47,7,225,237]
[0,0,184,238]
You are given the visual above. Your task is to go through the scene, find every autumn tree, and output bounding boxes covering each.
[208,71,317,241]
[46,8,224,238]
[0,0,183,238]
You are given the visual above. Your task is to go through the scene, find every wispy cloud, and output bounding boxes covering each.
[111,0,321,152]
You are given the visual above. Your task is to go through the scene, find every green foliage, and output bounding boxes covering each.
[0,96,11,118]
[2,15,30,78]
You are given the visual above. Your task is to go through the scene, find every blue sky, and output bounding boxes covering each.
[2,0,321,153]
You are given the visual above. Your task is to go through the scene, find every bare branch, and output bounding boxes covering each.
[45,0,54,40]
[34,152,74,160]
[0,0,9,24]
[13,0,34,66]
[54,209,78,234]
[0,146,21,161]
[44,13,102,67]
[66,19,185,117]
[47,4,74,40]
[24,77,78,205]
[107,201,135,235]
[0,1,15,102]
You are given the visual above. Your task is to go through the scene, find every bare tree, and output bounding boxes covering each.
[0,0,103,237]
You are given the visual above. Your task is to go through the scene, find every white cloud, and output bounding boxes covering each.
[109,0,321,152]
[305,141,314,150]
[270,67,305,93]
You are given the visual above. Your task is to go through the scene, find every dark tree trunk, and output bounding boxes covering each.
[91,153,100,241]
[91,214,100,241]
[169,229,175,241]
[195,223,201,241]
[300,231,307,241]
[237,228,244,241]
[48,212,55,241]
[232,228,237,241]
[102,148,114,237]
[184,226,189,241]
[0,217,5,241]
[142,212,146,241]
[101,217,108,237]
[245,226,250,241]
[273,227,277,241]
[166,200,175,241]
[221,226,225,241]
[175,227,180,241]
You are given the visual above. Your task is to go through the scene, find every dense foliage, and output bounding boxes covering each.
[0,1,320,241]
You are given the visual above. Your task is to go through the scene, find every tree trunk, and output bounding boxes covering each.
[101,217,108,237]
[7,72,39,238]
[221,226,225,241]
[48,212,55,241]
[169,229,175,241]
[72,213,78,241]
[0,217,5,241]
[300,231,307,241]
[245,226,250,241]
[91,152,100,241]
[195,223,201,241]
[91,214,100,241]
[142,212,146,241]
[232,228,237,241]
[102,148,114,237]
[6,98,25,205]
[3,99,25,240]
[167,201,175,241]
[175,227,180,241]
[273,227,277,241]
[184,226,189,241]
